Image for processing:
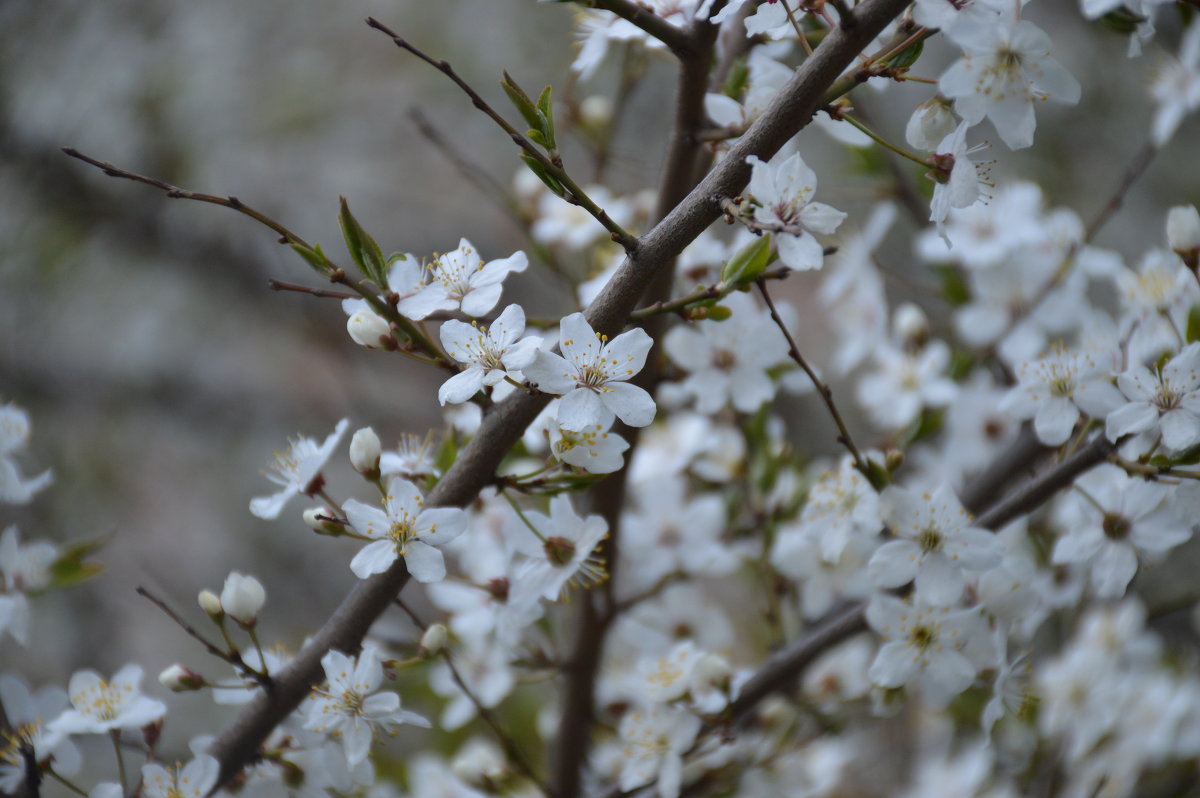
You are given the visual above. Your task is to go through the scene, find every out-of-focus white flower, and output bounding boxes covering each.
[1106,342,1200,451]
[616,704,702,798]
[927,121,986,239]
[906,95,958,151]
[141,754,219,798]
[856,340,958,430]
[1150,22,1200,145]
[506,494,608,603]
[0,675,80,793]
[547,412,630,474]
[866,595,989,707]
[869,483,1003,604]
[1001,347,1123,445]
[939,18,1080,149]
[0,403,53,505]
[250,419,349,520]
[51,665,167,735]
[1168,204,1200,255]
[0,525,57,646]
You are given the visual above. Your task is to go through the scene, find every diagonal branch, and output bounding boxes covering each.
[56,0,912,788]
[580,0,694,56]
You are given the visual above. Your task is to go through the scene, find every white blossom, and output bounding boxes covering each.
[343,476,468,582]
[51,664,167,735]
[250,419,350,520]
[438,304,542,405]
[744,153,846,271]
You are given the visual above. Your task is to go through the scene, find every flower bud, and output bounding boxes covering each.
[303,506,344,536]
[580,95,613,129]
[1168,205,1200,270]
[198,589,224,619]
[419,623,449,658]
[692,652,733,690]
[905,96,956,152]
[350,427,381,476]
[346,308,392,349]
[451,738,508,790]
[220,572,266,626]
[892,302,929,348]
[158,664,206,692]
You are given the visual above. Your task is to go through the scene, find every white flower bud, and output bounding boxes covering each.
[158,664,205,692]
[580,95,613,129]
[350,427,381,475]
[451,738,508,789]
[892,302,929,347]
[346,308,391,348]
[419,623,448,657]
[1167,205,1200,253]
[303,506,343,536]
[905,96,956,152]
[198,589,224,619]
[692,652,732,690]
[220,572,266,626]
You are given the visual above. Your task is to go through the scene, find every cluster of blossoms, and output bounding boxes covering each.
[9,2,1200,798]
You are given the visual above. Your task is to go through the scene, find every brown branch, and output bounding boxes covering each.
[582,0,694,56]
[756,279,872,480]
[58,0,914,788]
[393,600,552,797]
[135,586,270,689]
[1085,140,1158,243]
[266,280,354,300]
[721,433,1117,734]
[365,18,639,253]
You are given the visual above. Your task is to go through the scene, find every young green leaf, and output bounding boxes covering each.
[721,234,773,287]
[338,197,388,285]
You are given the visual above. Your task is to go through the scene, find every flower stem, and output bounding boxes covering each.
[110,731,128,794]
[842,114,929,166]
[501,489,547,543]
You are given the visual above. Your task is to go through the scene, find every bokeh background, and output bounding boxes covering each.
[3,0,1199,770]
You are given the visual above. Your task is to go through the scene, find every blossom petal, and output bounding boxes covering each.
[404,541,447,583]
[601,382,657,427]
[351,539,398,579]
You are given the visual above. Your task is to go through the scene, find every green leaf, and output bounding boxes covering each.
[520,154,565,197]
[290,242,333,276]
[721,234,772,287]
[887,38,924,69]
[42,536,108,593]
[861,457,892,491]
[1187,304,1200,343]
[338,197,388,285]
[536,85,557,151]
[501,71,543,132]
[930,264,971,307]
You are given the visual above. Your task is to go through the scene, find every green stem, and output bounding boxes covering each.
[110,731,128,794]
[47,768,90,798]
[842,114,928,166]
[501,489,547,543]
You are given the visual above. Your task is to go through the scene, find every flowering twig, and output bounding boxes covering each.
[629,266,792,321]
[365,17,640,253]
[135,586,272,690]
[393,599,553,797]
[266,280,354,300]
[755,279,873,482]
[59,148,452,370]
[156,0,914,787]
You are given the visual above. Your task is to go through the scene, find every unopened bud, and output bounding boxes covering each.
[198,589,224,619]
[158,664,206,692]
[1168,205,1200,270]
[892,302,929,348]
[303,506,344,536]
[885,449,905,472]
[580,95,613,129]
[419,623,449,658]
[905,96,956,152]
[346,308,392,349]
[350,427,382,476]
[692,652,732,690]
[451,738,508,790]
[220,572,266,626]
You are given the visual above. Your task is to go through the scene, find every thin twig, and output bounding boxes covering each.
[1085,140,1158,242]
[136,586,272,689]
[629,266,791,321]
[366,17,640,253]
[756,279,871,479]
[581,0,693,55]
[61,149,451,369]
[267,280,354,300]
[393,600,552,798]
[125,1,914,788]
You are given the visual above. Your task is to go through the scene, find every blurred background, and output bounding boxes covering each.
[2,0,1199,765]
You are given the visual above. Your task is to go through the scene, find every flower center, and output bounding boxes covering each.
[1102,513,1131,540]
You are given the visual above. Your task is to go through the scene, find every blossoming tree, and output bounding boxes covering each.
[6,1,1200,798]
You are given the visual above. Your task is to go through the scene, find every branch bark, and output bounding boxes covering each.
[195,0,914,785]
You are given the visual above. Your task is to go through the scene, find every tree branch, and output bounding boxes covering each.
[59,0,912,787]
[580,0,694,56]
